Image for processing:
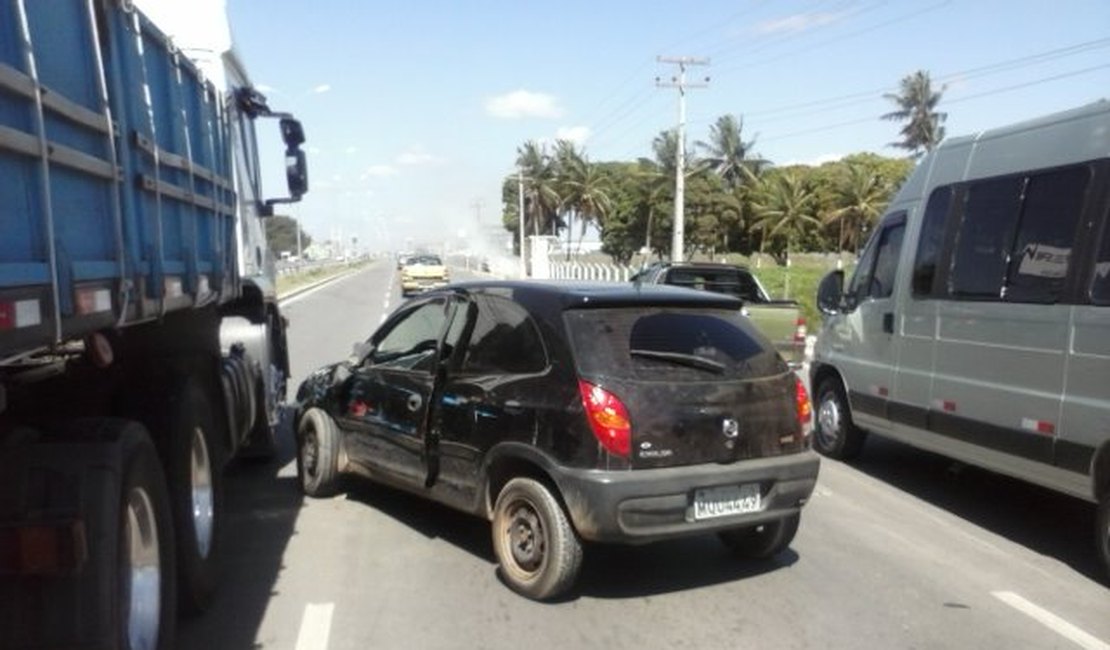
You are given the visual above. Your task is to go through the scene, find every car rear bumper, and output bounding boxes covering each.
[401,279,448,293]
[550,451,820,543]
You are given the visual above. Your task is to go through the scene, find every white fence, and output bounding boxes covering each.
[547,261,634,282]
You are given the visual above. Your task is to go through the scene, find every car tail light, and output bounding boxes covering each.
[796,377,812,427]
[578,380,631,457]
[793,317,807,345]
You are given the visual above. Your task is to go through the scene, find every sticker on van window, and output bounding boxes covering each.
[1017,243,1070,279]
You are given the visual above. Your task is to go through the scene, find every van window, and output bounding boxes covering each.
[949,176,1024,298]
[1002,166,1089,303]
[1092,217,1110,305]
[870,222,906,299]
[846,225,881,307]
[912,186,953,297]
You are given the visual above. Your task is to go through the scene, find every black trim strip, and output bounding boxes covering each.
[848,390,1096,474]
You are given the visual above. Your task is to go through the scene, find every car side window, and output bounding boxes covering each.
[1093,213,1110,305]
[948,176,1024,298]
[460,295,546,374]
[371,300,447,372]
[1002,166,1089,303]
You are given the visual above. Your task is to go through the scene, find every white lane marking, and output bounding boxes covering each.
[992,591,1109,650]
[294,602,335,650]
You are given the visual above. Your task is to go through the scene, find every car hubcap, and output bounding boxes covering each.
[190,427,214,558]
[817,395,842,447]
[506,502,544,572]
[125,487,161,650]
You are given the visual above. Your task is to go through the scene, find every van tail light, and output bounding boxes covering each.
[793,317,807,345]
[796,378,812,429]
[578,380,631,457]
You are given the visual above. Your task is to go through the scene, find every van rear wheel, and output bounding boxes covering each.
[813,377,867,460]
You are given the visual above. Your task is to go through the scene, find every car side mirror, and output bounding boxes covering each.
[817,270,845,315]
[280,118,306,147]
[285,148,308,199]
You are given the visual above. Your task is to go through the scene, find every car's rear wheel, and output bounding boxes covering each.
[813,376,867,460]
[297,408,341,497]
[718,513,800,559]
[491,478,582,601]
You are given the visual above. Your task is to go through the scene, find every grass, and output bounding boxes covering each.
[276,260,370,297]
[721,254,856,326]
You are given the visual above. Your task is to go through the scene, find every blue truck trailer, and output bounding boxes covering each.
[0,1,308,647]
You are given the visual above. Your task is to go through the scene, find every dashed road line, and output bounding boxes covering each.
[294,602,335,650]
[992,591,1109,650]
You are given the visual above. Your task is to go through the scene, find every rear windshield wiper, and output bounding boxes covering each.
[629,349,725,373]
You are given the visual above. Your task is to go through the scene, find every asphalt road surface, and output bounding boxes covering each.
[179,261,1110,650]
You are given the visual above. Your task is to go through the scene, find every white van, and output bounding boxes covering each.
[810,100,1110,579]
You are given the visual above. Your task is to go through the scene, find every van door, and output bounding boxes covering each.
[834,213,907,431]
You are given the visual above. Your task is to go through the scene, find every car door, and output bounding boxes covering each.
[340,296,457,487]
[831,212,907,432]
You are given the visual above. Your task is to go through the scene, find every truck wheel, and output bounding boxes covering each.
[1097,489,1110,583]
[297,408,341,497]
[491,478,582,601]
[161,378,225,614]
[239,373,277,460]
[116,421,178,650]
[813,377,867,460]
[718,513,800,559]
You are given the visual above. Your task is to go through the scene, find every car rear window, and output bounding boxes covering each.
[664,268,762,301]
[564,307,785,381]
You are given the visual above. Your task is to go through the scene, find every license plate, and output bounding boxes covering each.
[692,483,762,521]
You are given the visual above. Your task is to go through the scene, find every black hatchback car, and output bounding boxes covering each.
[294,281,819,600]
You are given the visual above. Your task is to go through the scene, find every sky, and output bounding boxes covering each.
[214,0,1110,254]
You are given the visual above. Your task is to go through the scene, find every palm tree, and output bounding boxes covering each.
[515,140,560,237]
[823,164,890,252]
[553,141,612,256]
[882,70,947,158]
[696,114,767,190]
[751,171,822,267]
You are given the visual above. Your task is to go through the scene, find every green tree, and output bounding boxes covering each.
[823,163,890,252]
[515,140,562,237]
[557,146,612,255]
[696,114,767,190]
[882,70,947,158]
[265,215,311,256]
[751,170,822,265]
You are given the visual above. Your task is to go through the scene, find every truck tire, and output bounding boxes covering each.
[491,477,583,601]
[159,377,225,614]
[239,375,277,460]
[297,407,341,497]
[813,376,868,460]
[718,513,800,559]
[115,420,178,650]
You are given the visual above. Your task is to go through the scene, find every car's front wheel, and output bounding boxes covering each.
[718,513,800,559]
[296,408,341,497]
[491,478,582,601]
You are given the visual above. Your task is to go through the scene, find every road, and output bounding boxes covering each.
[180,261,1110,650]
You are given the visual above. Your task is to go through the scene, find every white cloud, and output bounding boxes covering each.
[362,164,397,179]
[397,147,447,166]
[555,126,592,144]
[344,146,358,155]
[312,84,332,94]
[485,90,564,119]
[755,11,846,34]
[780,153,844,167]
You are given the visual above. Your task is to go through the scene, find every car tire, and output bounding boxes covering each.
[1097,488,1110,583]
[297,407,341,497]
[813,376,867,460]
[491,477,582,601]
[718,513,800,559]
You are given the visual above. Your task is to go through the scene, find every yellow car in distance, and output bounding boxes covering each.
[400,254,449,296]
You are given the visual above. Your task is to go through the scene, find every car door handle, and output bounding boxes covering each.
[407,394,423,412]
[882,312,894,334]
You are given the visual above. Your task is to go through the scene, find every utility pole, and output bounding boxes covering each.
[656,56,709,263]
[470,198,484,224]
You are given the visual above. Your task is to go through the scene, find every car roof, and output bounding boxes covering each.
[445,280,742,311]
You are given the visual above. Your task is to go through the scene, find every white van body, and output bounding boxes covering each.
[810,101,1110,513]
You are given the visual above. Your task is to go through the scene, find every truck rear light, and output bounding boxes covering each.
[0,521,87,576]
[75,287,112,316]
[578,380,631,457]
[793,317,807,345]
[0,299,43,331]
[796,378,812,427]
